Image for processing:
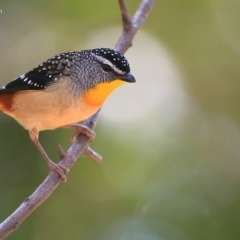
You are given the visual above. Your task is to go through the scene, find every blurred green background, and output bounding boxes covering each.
[1,0,240,239]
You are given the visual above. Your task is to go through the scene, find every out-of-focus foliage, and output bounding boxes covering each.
[1,0,240,239]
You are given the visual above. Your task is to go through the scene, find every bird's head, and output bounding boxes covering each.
[71,48,136,105]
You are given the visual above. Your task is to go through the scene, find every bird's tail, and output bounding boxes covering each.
[0,93,13,113]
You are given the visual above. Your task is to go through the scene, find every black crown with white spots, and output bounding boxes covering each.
[90,48,130,73]
[0,48,130,94]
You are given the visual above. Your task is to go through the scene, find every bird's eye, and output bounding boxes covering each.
[102,64,112,72]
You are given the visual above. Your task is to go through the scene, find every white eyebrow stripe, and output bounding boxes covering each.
[94,55,126,75]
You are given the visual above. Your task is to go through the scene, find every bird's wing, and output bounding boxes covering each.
[0,52,77,94]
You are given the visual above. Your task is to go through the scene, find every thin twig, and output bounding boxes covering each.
[118,0,132,32]
[115,0,154,54]
[0,0,154,239]
[85,147,102,163]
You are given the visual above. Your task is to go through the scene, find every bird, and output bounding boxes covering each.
[0,48,135,181]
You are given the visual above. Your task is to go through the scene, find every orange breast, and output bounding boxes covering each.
[84,80,125,106]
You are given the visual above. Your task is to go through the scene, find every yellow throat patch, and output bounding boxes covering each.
[84,79,125,106]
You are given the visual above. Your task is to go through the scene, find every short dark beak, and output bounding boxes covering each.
[119,73,136,83]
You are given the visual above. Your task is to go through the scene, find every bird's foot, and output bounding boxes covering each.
[47,160,69,182]
[65,124,96,142]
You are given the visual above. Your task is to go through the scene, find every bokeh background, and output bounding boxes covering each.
[0,0,240,239]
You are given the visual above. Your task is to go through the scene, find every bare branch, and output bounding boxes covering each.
[118,0,132,32]
[0,0,154,239]
[85,147,103,163]
[115,0,154,54]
